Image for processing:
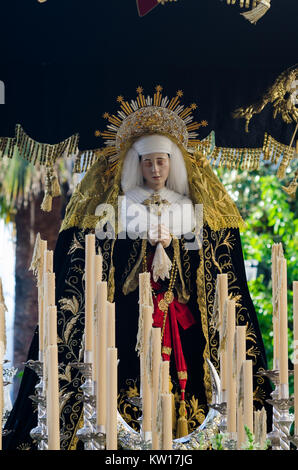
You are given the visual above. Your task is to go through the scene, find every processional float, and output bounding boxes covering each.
[8,231,295,451]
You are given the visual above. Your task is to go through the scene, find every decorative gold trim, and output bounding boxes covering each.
[233,65,297,132]
[95,85,208,158]
[172,237,190,304]
[162,346,172,355]
[107,239,116,302]
[67,408,84,450]
[196,242,212,404]
[122,238,147,295]
[177,371,188,380]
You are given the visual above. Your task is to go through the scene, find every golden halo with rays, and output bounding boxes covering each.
[95,85,208,162]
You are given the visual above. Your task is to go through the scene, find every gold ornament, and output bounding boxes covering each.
[222,0,271,24]
[233,65,298,132]
[95,85,208,162]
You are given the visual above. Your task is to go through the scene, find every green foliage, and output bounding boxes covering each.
[211,431,225,450]
[217,165,298,373]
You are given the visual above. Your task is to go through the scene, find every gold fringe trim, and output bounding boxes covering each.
[0,124,79,165]
[241,0,270,24]
[0,125,294,187]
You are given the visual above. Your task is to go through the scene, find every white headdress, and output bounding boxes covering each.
[121,134,189,196]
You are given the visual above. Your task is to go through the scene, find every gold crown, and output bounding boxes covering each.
[95,85,208,161]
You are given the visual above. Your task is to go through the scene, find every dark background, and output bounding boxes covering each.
[0,0,297,151]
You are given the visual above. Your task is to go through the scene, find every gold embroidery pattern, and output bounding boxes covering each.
[202,226,267,407]
[196,242,212,405]
[181,236,192,293]
[122,238,147,296]
[172,237,190,304]
[122,239,142,284]
[55,230,90,450]
[118,380,142,432]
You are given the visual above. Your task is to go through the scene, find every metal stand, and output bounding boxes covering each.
[26,360,48,450]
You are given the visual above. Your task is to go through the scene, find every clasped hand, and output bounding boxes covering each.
[148,224,172,248]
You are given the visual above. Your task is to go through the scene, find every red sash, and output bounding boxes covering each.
[151,277,196,400]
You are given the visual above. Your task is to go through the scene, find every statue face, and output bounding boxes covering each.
[140,152,170,190]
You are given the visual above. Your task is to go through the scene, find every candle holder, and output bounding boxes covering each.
[223,431,238,450]
[289,434,298,449]
[205,358,226,433]
[208,401,227,433]
[117,413,152,450]
[91,428,106,449]
[256,369,280,449]
[25,360,48,450]
[2,366,18,428]
[127,396,142,408]
[268,383,294,452]
[258,369,294,451]
[70,356,95,450]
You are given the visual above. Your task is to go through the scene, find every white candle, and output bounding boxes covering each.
[152,327,161,450]
[106,347,118,450]
[92,253,103,381]
[272,244,279,370]
[142,305,153,437]
[139,272,151,306]
[47,305,57,346]
[42,250,54,348]
[38,239,47,356]
[161,360,170,394]
[218,274,228,399]
[43,271,55,394]
[226,299,236,433]
[107,301,116,349]
[96,281,107,431]
[243,360,253,434]
[94,254,103,289]
[47,344,60,450]
[278,257,288,393]
[236,325,246,449]
[85,234,95,352]
[161,393,172,450]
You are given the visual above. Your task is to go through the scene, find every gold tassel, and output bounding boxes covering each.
[41,164,61,212]
[241,0,271,24]
[176,399,188,438]
[282,170,298,198]
[51,170,61,198]
[29,232,41,275]
[41,192,53,212]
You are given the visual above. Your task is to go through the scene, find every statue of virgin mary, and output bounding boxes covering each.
[3,87,272,450]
